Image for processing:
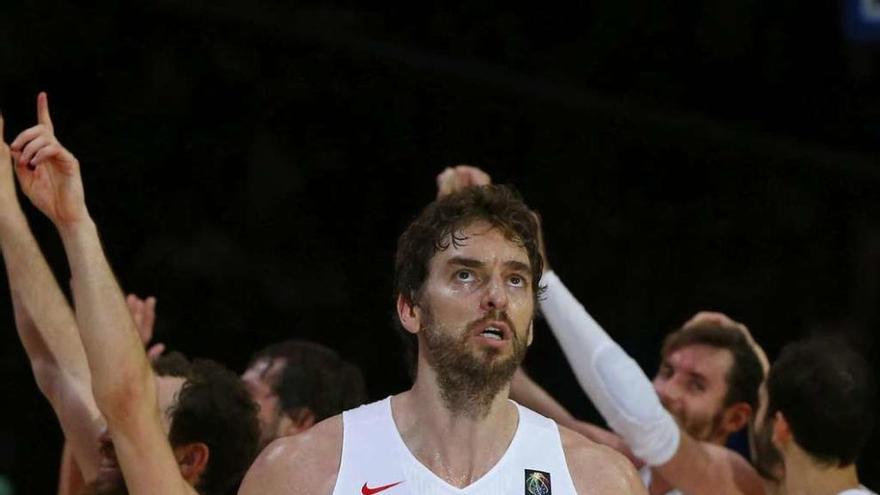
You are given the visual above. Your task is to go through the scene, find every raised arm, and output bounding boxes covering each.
[10,92,195,495]
[539,270,765,495]
[0,110,104,481]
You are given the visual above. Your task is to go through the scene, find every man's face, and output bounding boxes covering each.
[87,375,186,495]
[241,358,286,447]
[653,344,733,442]
[413,221,535,415]
[750,381,784,481]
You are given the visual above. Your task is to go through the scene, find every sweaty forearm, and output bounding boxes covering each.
[539,270,680,466]
[57,218,154,422]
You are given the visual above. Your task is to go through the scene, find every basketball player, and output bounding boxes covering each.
[4,92,259,495]
[752,337,877,495]
[239,184,646,494]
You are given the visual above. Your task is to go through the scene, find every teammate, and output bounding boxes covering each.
[3,92,260,495]
[240,183,646,494]
[752,337,877,495]
[242,339,368,447]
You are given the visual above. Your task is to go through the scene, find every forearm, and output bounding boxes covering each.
[57,217,154,422]
[0,212,105,478]
[539,270,679,465]
[0,211,91,385]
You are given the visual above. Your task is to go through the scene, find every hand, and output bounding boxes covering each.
[126,294,165,361]
[683,311,769,374]
[10,92,88,227]
[435,165,491,198]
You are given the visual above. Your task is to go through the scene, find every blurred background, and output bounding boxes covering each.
[1,1,879,492]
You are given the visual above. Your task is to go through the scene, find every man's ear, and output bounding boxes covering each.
[174,442,210,485]
[772,411,792,445]
[397,293,421,334]
[720,402,753,436]
[279,407,316,436]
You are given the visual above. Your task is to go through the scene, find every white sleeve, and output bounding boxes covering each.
[539,270,680,466]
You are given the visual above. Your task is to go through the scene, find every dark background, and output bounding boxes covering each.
[1,1,879,492]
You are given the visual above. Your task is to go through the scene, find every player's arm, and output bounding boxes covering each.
[239,415,343,495]
[0,111,105,482]
[10,92,195,495]
[540,271,765,495]
[559,427,647,495]
[511,367,642,466]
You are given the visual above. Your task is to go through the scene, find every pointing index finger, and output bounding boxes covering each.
[37,92,53,132]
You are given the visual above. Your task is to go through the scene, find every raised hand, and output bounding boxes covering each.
[10,92,87,227]
[435,165,492,198]
[126,294,165,361]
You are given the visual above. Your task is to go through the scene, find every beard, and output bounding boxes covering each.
[421,308,528,419]
[750,418,784,482]
[660,396,725,442]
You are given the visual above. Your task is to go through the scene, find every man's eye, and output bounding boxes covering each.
[509,275,525,287]
[455,270,474,282]
[688,381,706,393]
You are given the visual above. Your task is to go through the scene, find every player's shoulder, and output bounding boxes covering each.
[558,425,648,495]
[238,414,343,495]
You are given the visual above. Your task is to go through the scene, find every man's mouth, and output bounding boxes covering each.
[471,319,513,343]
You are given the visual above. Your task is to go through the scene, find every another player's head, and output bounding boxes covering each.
[653,320,764,444]
[242,339,368,446]
[752,337,876,479]
[394,184,543,417]
[86,355,261,495]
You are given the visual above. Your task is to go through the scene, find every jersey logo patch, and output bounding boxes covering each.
[525,469,551,495]
[361,481,403,494]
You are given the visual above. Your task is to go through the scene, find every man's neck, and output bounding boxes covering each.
[783,445,860,495]
[392,371,519,488]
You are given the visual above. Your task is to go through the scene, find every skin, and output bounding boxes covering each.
[59,294,163,495]
[239,221,646,494]
[8,92,204,495]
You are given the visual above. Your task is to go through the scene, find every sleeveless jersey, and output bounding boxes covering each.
[838,487,877,495]
[332,397,578,495]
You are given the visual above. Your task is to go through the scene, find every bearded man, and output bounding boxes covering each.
[239,184,646,494]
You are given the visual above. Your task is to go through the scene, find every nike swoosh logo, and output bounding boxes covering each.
[361,481,403,495]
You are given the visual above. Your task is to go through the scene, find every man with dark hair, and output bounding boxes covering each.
[752,337,877,495]
[1,93,260,495]
[242,340,367,447]
[240,182,646,493]
[435,166,769,495]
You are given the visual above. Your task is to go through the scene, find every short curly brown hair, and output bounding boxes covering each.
[165,359,261,495]
[393,184,544,376]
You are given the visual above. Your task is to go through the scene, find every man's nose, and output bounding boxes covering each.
[655,380,682,409]
[480,276,509,311]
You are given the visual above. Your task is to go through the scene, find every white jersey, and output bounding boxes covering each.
[838,487,877,495]
[332,397,578,495]
[639,466,681,495]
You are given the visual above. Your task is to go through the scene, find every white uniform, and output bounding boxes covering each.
[838,487,878,495]
[639,466,681,495]
[332,397,578,495]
